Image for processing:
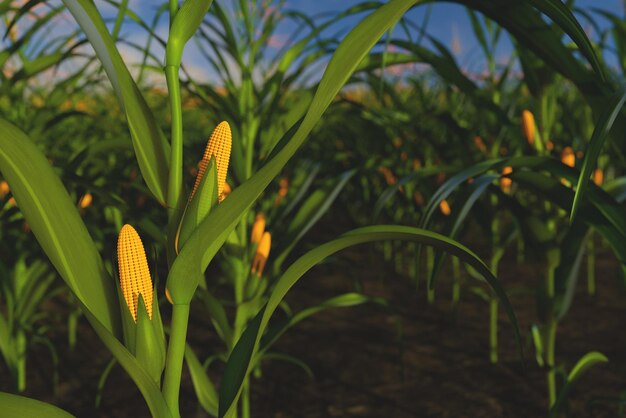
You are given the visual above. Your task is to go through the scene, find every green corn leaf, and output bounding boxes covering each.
[429,174,498,288]
[0,392,74,418]
[571,87,626,222]
[135,294,165,385]
[176,158,218,254]
[260,293,386,353]
[273,169,355,271]
[167,0,426,304]
[549,351,608,418]
[12,52,65,82]
[530,325,544,367]
[553,224,589,320]
[185,344,219,416]
[0,119,120,335]
[454,0,606,101]
[218,225,522,417]
[62,0,170,204]
[81,307,172,418]
[167,0,214,67]
[525,0,605,81]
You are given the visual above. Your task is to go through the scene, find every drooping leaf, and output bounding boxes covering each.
[218,225,522,417]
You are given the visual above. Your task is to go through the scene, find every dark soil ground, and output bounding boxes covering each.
[2,231,625,417]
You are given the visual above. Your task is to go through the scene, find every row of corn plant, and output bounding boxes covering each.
[0,1,528,417]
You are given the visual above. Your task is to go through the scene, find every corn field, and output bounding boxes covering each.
[1,0,626,417]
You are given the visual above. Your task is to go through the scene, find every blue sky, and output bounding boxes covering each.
[3,0,624,85]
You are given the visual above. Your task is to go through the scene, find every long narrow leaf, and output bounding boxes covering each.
[218,225,522,417]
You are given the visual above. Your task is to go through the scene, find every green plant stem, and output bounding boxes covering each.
[162,303,190,418]
[545,249,559,408]
[165,65,183,221]
[426,246,435,303]
[545,319,557,407]
[489,298,498,364]
[451,256,461,306]
[16,330,26,392]
[587,236,596,296]
[241,377,251,418]
[169,0,178,24]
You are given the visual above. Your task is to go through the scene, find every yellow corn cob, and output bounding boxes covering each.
[250,213,266,245]
[439,199,451,216]
[117,224,153,321]
[473,136,487,153]
[593,168,604,186]
[0,181,9,199]
[522,110,536,145]
[500,166,513,193]
[413,191,424,206]
[78,193,93,209]
[191,121,232,201]
[274,177,289,206]
[561,146,575,167]
[251,232,271,277]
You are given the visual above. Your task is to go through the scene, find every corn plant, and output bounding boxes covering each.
[0,257,58,393]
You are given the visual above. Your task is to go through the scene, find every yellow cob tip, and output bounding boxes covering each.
[439,199,451,216]
[274,177,289,206]
[250,213,266,245]
[593,168,604,186]
[221,182,232,201]
[561,146,575,168]
[0,181,9,198]
[78,193,93,209]
[251,232,271,277]
[191,121,232,201]
[500,166,513,194]
[117,224,153,321]
[473,136,487,153]
[522,110,536,145]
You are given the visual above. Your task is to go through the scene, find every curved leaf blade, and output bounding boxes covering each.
[0,119,119,335]
[218,225,522,417]
[62,0,170,204]
[0,392,75,418]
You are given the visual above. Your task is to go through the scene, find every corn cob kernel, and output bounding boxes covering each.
[522,110,536,145]
[250,213,266,245]
[191,121,232,201]
[251,232,271,277]
[117,224,153,321]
